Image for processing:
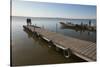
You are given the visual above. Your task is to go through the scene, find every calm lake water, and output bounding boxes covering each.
[11,16,96,66]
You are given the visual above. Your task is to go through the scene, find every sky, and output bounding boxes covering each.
[12,0,96,19]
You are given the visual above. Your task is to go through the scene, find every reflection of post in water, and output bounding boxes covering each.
[56,23,58,33]
[23,29,32,38]
[80,30,82,35]
[27,32,31,38]
[23,28,54,49]
[88,31,90,35]
[79,29,85,35]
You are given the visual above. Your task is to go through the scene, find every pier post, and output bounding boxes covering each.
[26,18,31,26]
[89,20,91,27]
[81,22,83,27]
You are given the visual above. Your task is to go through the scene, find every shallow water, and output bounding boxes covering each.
[11,16,96,66]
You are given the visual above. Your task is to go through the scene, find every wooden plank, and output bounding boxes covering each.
[93,54,96,60]
[23,25,96,61]
[85,45,96,55]
[79,43,94,52]
[81,44,95,54]
[89,50,96,59]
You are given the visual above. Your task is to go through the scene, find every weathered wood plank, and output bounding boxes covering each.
[81,44,95,54]
[23,25,96,61]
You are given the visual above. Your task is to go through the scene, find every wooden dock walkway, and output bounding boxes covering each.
[23,25,96,62]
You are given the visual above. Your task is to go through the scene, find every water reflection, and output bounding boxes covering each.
[23,29,50,49]
[12,16,96,43]
[59,24,96,41]
[60,24,95,33]
[12,17,94,66]
[21,28,86,65]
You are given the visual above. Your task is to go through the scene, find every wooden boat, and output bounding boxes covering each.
[59,22,96,31]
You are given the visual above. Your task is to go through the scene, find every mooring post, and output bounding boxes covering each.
[81,22,83,26]
[26,18,31,26]
[89,20,91,27]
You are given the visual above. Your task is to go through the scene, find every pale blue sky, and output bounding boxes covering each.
[12,0,96,19]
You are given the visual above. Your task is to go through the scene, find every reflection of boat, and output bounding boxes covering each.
[59,22,96,32]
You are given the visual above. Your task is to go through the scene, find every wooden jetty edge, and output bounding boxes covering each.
[23,25,96,62]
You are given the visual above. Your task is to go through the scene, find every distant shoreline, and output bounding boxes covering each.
[10,16,96,20]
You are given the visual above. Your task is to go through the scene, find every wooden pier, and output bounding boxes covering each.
[23,25,96,62]
[59,22,96,31]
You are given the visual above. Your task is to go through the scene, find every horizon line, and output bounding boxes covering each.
[11,15,96,20]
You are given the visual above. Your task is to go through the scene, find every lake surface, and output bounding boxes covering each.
[11,16,96,66]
